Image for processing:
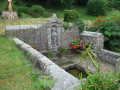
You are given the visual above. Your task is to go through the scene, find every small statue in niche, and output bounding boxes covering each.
[51,28,58,47]
[8,0,12,12]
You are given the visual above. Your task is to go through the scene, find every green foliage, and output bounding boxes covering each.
[98,21,120,50]
[64,9,79,22]
[76,0,88,6]
[0,9,2,15]
[79,45,120,90]
[88,17,120,51]
[87,0,105,16]
[81,70,120,90]
[30,70,55,90]
[42,12,50,18]
[27,51,31,57]
[16,6,29,17]
[60,47,67,56]
[107,0,120,11]
[52,0,75,8]
[73,19,85,33]
[32,13,40,18]
[47,50,54,58]
[3,2,16,11]
[63,22,71,30]
[28,5,45,17]
[21,13,29,18]
[36,76,55,89]
[80,44,99,70]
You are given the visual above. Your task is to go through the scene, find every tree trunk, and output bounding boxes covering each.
[2,11,18,20]
[47,0,52,6]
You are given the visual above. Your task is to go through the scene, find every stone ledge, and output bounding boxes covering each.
[13,38,80,90]
[97,49,120,66]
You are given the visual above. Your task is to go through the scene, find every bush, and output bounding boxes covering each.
[74,19,85,33]
[21,13,29,18]
[98,21,120,50]
[90,18,120,50]
[16,6,29,17]
[28,5,45,16]
[63,22,71,30]
[60,47,66,56]
[81,70,120,90]
[42,12,50,18]
[64,9,79,22]
[87,0,105,16]
[47,50,54,58]
[107,0,120,11]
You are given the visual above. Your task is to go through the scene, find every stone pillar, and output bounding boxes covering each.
[116,58,120,71]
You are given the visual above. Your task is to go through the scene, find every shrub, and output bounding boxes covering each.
[42,12,50,18]
[47,50,54,58]
[21,13,29,18]
[64,9,79,22]
[87,0,105,16]
[60,47,66,56]
[28,5,45,16]
[63,22,70,30]
[88,17,120,51]
[16,6,29,17]
[73,19,85,33]
[98,21,120,50]
[107,0,120,11]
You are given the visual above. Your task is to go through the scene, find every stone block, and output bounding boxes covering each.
[97,49,120,66]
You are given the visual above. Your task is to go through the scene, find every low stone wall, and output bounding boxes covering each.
[13,38,80,90]
[97,49,120,66]
[80,31,104,51]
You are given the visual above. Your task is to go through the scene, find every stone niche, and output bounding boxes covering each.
[46,14,63,51]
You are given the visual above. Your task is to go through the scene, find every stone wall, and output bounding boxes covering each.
[5,14,104,52]
[5,24,48,51]
[97,49,120,66]
[13,38,80,90]
[80,31,104,51]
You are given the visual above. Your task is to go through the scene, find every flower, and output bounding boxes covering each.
[88,20,91,23]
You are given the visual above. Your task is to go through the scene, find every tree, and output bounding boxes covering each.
[46,0,75,7]
[108,0,120,11]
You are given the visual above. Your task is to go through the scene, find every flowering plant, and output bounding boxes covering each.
[29,44,35,49]
[92,16,105,27]
[70,39,91,50]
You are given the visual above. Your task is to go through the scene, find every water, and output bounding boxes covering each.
[66,66,88,78]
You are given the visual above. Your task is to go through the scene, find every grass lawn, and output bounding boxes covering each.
[0,18,48,35]
[0,35,34,90]
[46,6,120,21]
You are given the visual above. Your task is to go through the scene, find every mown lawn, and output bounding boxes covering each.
[46,6,120,21]
[0,18,48,35]
[0,35,34,90]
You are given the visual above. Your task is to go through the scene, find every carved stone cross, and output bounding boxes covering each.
[8,0,12,12]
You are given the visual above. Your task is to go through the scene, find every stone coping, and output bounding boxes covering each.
[97,49,120,66]
[13,38,80,90]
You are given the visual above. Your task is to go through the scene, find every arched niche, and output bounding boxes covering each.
[51,25,58,47]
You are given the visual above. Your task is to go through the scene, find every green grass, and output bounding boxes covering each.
[0,35,34,90]
[0,18,48,35]
[46,6,120,21]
